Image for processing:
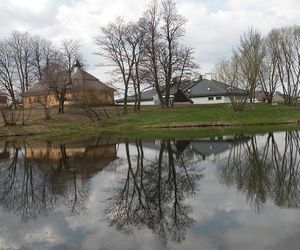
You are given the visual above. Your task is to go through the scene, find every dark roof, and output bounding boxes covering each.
[174,89,193,103]
[116,78,245,103]
[183,79,232,97]
[189,140,232,157]
[23,68,115,96]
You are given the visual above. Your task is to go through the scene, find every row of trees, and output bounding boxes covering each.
[0,31,82,113]
[214,25,300,110]
[96,0,198,112]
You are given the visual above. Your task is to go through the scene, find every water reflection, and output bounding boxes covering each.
[105,138,239,244]
[218,131,300,211]
[1,132,300,249]
[0,138,117,221]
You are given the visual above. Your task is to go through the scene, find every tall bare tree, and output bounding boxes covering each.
[96,18,136,114]
[258,34,280,103]
[141,0,196,107]
[235,28,264,103]
[8,31,34,94]
[42,39,81,114]
[128,21,147,112]
[269,26,300,105]
[160,0,186,107]
[141,1,164,105]
[0,41,17,107]
[30,35,57,81]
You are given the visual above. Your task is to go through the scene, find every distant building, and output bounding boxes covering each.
[0,93,7,105]
[22,63,115,108]
[272,91,285,103]
[116,73,245,106]
[254,90,287,103]
[254,90,267,102]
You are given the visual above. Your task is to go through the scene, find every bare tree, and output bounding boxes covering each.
[258,34,280,103]
[175,46,198,89]
[8,31,34,94]
[30,35,56,81]
[160,0,187,107]
[42,39,81,114]
[235,28,264,103]
[140,1,164,105]
[0,104,32,126]
[96,0,196,109]
[214,56,249,111]
[269,26,300,105]
[96,18,136,114]
[126,21,148,112]
[141,0,197,107]
[0,40,17,107]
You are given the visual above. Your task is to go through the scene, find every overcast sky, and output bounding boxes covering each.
[1,0,300,82]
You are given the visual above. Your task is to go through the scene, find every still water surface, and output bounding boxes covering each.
[0,131,300,249]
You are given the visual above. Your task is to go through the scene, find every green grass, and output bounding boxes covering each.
[1,103,300,139]
[102,103,300,131]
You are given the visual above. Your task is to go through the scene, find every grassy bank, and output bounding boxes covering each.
[1,103,300,139]
[101,103,300,136]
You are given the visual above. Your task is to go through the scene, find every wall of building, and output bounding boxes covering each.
[191,96,231,104]
[23,89,114,108]
[272,95,284,103]
[122,100,155,106]
[23,94,57,108]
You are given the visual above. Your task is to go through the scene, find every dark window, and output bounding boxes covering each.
[208,97,213,101]
[216,96,222,100]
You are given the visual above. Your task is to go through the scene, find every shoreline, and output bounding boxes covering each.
[1,104,300,139]
[0,121,299,141]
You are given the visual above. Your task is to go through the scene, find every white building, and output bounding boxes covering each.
[116,74,244,105]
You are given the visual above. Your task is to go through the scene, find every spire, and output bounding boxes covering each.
[73,59,82,73]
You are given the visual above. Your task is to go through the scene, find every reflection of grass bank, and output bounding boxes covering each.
[0,103,300,139]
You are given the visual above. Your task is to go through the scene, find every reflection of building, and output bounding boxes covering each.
[187,140,233,160]
[0,138,118,220]
[0,139,117,183]
[23,141,117,179]
[139,137,244,161]
[25,143,116,161]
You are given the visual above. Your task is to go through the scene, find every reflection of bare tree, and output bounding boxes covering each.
[218,131,300,211]
[0,138,115,220]
[106,139,203,244]
[272,132,300,208]
[0,143,55,221]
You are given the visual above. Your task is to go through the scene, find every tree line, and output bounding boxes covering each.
[95,0,198,113]
[214,26,300,111]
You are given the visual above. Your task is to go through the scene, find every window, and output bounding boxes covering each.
[216,96,222,100]
[208,97,213,101]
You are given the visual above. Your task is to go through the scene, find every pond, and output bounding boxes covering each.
[0,131,300,249]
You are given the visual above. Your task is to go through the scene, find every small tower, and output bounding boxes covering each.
[73,59,82,73]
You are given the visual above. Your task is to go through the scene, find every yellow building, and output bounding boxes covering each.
[22,65,115,108]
